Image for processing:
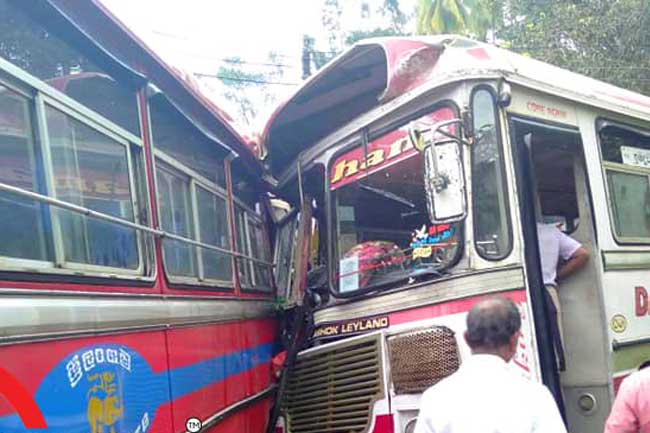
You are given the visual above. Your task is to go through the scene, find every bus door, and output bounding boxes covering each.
[509,116,610,432]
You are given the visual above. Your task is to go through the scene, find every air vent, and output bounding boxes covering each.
[388,326,460,394]
[285,334,382,433]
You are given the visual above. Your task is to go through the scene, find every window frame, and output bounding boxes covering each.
[233,194,274,293]
[153,149,235,289]
[325,100,465,298]
[597,118,650,245]
[0,57,151,280]
[470,85,513,261]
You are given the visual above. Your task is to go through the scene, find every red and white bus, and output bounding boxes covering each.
[0,2,277,433]
[263,36,650,433]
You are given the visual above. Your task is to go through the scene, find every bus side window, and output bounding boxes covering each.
[600,123,650,241]
[0,85,51,262]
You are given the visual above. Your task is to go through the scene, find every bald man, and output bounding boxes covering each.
[414,297,566,433]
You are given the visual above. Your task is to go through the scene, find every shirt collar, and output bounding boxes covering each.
[463,353,508,368]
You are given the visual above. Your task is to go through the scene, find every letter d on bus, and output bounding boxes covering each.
[635,286,649,316]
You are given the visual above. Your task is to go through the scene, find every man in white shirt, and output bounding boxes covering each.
[537,223,589,371]
[414,297,567,433]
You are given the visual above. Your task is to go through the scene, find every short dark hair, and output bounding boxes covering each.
[465,296,521,350]
[639,360,650,371]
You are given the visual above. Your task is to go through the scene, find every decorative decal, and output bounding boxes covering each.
[410,224,455,259]
[329,108,455,190]
[0,343,273,433]
[611,314,628,333]
[313,316,390,340]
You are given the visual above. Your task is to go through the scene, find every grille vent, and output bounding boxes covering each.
[388,326,460,394]
[285,335,382,433]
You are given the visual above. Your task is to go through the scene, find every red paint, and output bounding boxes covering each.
[0,367,46,428]
[635,286,649,316]
[165,320,275,369]
[372,414,395,433]
[466,47,491,61]
[170,363,272,429]
[390,289,527,325]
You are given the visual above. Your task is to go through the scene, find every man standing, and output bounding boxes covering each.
[537,223,589,370]
[414,297,566,433]
[604,362,650,433]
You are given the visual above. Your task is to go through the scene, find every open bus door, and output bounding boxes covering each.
[509,115,610,431]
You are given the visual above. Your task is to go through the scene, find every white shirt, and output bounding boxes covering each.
[413,354,567,433]
[536,223,581,286]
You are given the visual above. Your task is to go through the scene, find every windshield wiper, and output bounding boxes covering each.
[359,184,415,208]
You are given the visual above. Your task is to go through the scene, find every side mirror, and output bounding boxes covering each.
[408,119,467,223]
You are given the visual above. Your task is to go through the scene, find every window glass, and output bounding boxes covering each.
[196,186,232,282]
[600,124,650,242]
[472,88,510,259]
[250,216,273,289]
[607,170,650,238]
[156,163,197,277]
[234,204,272,291]
[274,214,298,298]
[46,105,138,269]
[0,1,140,136]
[0,84,51,260]
[330,107,462,293]
[150,96,226,187]
[235,205,253,287]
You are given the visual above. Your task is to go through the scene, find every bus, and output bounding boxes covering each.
[0,2,277,433]
[262,35,650,433]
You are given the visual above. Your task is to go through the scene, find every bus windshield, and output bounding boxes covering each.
[330,108,462,294]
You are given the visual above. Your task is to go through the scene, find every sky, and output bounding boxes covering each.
[100,0,417,131]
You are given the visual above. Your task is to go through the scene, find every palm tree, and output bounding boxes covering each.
[416,0,493,40]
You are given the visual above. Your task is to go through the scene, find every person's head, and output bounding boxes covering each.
[464,296,522,361]
[639,360,650,371]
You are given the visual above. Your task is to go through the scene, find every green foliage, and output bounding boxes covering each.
[493,0,650,95]
[217,53,285,126]
[416,0,650,95]
[416,0,491,40]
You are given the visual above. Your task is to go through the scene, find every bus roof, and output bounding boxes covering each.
[16,1,262,175]
[262,35,650,179]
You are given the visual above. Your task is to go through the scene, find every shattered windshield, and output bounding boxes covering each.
[330,107,463,294]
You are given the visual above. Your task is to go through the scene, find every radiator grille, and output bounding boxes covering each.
[388,326,460,394]
[285,335,382,433]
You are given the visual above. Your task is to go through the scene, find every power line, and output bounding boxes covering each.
[193,72,299,86]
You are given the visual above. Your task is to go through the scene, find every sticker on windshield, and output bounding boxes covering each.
[411,224,455,258]
[339,255,360,293]
[621,145,650,169]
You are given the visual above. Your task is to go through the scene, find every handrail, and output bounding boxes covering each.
[0,181,274,267]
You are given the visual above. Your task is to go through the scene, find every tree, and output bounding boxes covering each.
[215,53,288,127]
[416,0,491,40]
[493,0,650,95]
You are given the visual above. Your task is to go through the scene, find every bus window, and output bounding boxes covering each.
[471,88,512,259]
[156,164,196,278]
[330,107,463,294]
[0,84,51,261]
[151,95,233,287]
[600,123,650,241]
[46,105,139,269]
[196,186,232,282]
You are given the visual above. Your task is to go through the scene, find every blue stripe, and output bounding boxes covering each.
[168,343,274,400]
